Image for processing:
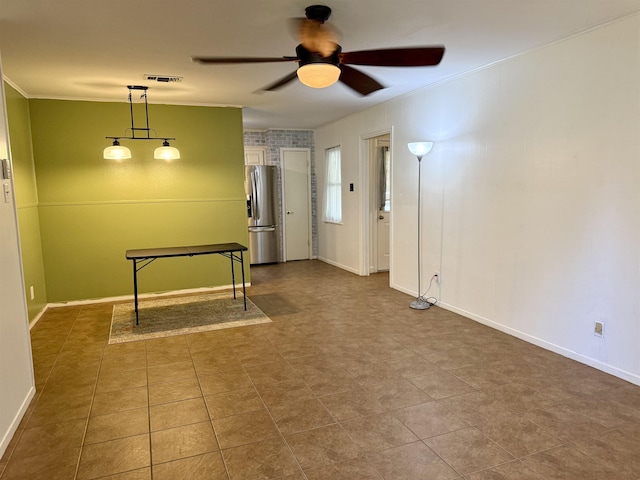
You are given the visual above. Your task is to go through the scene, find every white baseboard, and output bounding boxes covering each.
[437,301,640,387]
[0,385,36,459]
[30,283,251,327]
[28,305,48,330]
[316,256,360,275]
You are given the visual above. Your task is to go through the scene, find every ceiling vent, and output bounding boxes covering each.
[143,74,183,83]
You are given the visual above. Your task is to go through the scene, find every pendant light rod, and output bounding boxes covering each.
[103,85,180,160]
[105,85,176,141]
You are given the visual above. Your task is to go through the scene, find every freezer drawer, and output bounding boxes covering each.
[248,226,279,264]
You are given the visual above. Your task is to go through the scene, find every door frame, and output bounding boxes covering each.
[280,147,312,262]
[359,127,393,277]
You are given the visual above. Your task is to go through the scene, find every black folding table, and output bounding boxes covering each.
[126,242,248,325]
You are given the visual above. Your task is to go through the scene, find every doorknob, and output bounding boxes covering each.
[287,211,294,214]
[379,215,384,220]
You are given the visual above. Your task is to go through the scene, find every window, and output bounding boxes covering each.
[379,145,391,212]
[323,146,342,223]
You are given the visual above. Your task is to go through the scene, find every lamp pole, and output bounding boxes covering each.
[407,142,433,310]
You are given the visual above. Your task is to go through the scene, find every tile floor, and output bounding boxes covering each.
[1,260,640,479]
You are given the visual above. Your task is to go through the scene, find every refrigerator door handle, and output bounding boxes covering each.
[251,169,260,221]
[249,226,277,233]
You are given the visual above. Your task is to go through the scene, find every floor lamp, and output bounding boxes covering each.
[408,141,434,310]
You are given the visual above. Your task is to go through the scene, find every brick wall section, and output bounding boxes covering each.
[243,129,317,260]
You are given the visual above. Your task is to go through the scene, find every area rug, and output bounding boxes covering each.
[109,292,271,344]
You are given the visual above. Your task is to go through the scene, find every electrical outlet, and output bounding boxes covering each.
[594,321,604,337]
[434,272,440,284]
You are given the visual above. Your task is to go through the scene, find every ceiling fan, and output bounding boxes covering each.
[192,5,445,96]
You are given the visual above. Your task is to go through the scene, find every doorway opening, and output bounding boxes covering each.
[368,133,391,273]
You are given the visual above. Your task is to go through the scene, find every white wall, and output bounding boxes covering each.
[315,14,640,384]
[0,61,36,455]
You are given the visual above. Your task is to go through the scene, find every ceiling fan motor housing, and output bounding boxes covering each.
[305,5,332,22]
[296,43,340,67]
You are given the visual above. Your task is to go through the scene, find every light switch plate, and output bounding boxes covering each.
[1,159,10,180]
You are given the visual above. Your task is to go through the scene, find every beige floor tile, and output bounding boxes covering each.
[304,457,383,480]
[150,421,218,465]
[91,386,149,416]
[9,419,86,459]
[410,369,476,399]
[147,360,197,385]
[25,391,93,426]
[319,387,387,421]
[268,397,336,434]
[363,378,433,410]
[197,369,253,395]
[244,359,303,386]
[521,403,609,442]
[392,401,469,439]
[90,467,151,479]
[76,434,150,479]
[96,367,148,393]
[522,444,617,480]
[0,447,81,480]
[367,441,459,480]
[150,397,210,431]
[152,452,227,480]
[148,377,203,406]
[84,407,150,445]
[424,427,514,476]
[475,416,563,457]
[285,423,360,469]
[463,460,545,479]
[222,437,302,480]
[213,409,280,449]
[341,412,420,453]
[205,387,265,418]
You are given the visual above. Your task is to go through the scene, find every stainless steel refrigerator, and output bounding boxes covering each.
[245,165,280,264]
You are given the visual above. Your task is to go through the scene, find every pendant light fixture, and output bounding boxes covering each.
[104,85,180,160]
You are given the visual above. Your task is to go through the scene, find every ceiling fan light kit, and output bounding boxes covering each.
[297,63,341,88]
[192,5,445,96]
[296,44,341,88]
[103,85,180,161]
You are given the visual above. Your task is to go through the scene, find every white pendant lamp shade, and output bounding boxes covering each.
[407,142,433,158]
[297,63,341,88]
[103,139,132,160]
[154,140,180,160]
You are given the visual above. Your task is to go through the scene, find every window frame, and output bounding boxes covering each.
[323,145,342,224]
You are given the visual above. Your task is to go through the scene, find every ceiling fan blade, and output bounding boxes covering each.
[338,65,384,96]
[261,71,299,91]
[340,46,445,67]
[192,56,298,64]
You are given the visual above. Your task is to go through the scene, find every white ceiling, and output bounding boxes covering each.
[1,0,639,130]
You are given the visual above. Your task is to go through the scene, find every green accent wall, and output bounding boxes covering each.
[4,83,47,320]
[28,99,248,302]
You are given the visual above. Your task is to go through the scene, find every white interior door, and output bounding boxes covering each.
[377,209,391,270]
[282,149,311,261]
[372,135,391,271]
